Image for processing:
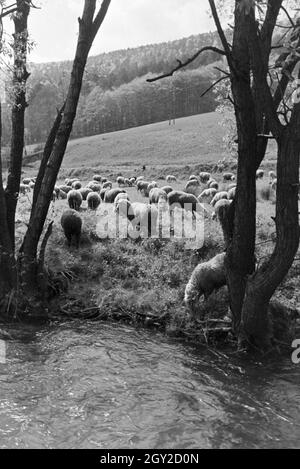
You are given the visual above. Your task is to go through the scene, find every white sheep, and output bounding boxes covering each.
[199,172,211,183]
[210,191,229,206]
[184,253,226,313]
[198,188,217,204]
[166,175,177,182]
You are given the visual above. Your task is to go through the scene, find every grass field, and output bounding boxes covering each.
[22,111,277,182]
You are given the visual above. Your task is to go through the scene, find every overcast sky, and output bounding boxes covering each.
[25,0,215,63]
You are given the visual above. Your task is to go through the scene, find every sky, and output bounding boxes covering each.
[22,0,215,63]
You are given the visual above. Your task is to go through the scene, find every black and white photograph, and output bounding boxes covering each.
[0,0,299,453]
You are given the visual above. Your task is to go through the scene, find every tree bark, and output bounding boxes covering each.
[20,0,111,292]
[5,0,30,250]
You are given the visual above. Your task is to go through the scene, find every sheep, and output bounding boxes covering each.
[227,183,237,190]
[124,178,132,187]
[184,253,226,313]
[228,186,236,200]
[59,185,72,194]
[102,181,113,190]
[87,181,102,192]
[79,187,93,200]
[129,177,136,185]
[66,178,78,187]
[55,188,67,200]
[61,209,82,248]
[166,175,177,182]
[208,180,219,190]
[114,192,130,207]
[185,180,200,192]
[72,180,82,190]
[256,169,264,179]
[149,188,167,204]
[198,188,217,204]
[29,181,35,189]
[212,198,232,221]
[199,172,211,183]
[101,177,108,184]
[117,176,125,186]
[115,199,158,237]
[67,189,83,211]
[137,180,149,193]
[93,175,102,182]
[223,172,235,182]
[161,185,173,194]
[168,190,205,216]
[147,181,158,192]
[269,170,276,181]
[87,191,101,210]
[189,174,199,181]
[100,187,108,201]
[104,188,126,203]
[211,191,228,207]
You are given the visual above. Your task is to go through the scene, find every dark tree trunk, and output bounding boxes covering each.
[240,115,300,349]
[224,4,257,332]
[19,0,111,294]
[4,0,30,250]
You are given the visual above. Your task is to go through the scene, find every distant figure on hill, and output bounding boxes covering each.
[142,165,146,171]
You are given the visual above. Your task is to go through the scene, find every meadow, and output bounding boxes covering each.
[14,112,298,345]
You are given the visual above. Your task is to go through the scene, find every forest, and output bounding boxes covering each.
[1,31,222,147]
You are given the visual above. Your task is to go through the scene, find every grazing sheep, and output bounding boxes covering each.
[100,187,108,201]
[199,172,211,183]
[185,180,200,192]
[129,177,136,185]
[212,199,232,220]
[211,191,228,206]
[104,188,126,203]
[66,178,78,187]
[61,209,82,248]
[269,170,276,180]
[124,178,132,187]
[256,169,264,179]
[166,175,177,182]
[87,181,102,192]
[117,176,126,186]
[189,174,199,181]
[59,185,72,194]
[115,199,158,237]
[198,188,217,204]
[223,172,235,182]
[29,181,35,189]
[208,180,219,190]
[101,177,108,184]
[149,188,167,204]
[184,253,226,313]
[228,186,236,200]
[168,190,205,216]
[102,181,113,190]
[87,191,101,210]
[58,189,67,200]
[114,192,130,206]
[72,180,82,190]
[79,187,93,200]
[93,175,102,182]
[161,185,173,194]
[147,181,158,192]
[67,189,83,211]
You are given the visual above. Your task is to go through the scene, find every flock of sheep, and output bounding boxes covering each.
[19,167,278,313]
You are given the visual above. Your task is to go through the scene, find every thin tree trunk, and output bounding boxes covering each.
[5,0,30,250]
[20,0,111,292]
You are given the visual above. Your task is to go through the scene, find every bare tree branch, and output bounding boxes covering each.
[146,46,226,83]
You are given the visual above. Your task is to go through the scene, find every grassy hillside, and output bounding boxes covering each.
[58,111,277,174]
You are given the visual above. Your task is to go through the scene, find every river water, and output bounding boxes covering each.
[0,321,299,449]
